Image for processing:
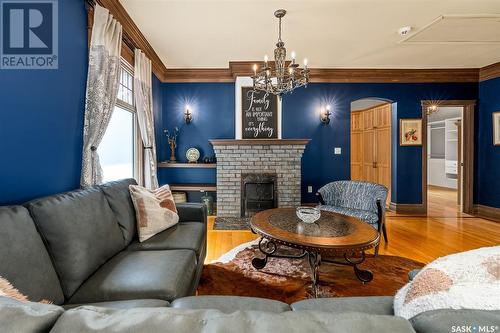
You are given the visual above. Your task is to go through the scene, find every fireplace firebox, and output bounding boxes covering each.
[241,173,278,217]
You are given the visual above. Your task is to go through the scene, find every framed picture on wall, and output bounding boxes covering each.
[494,112,500,146]
[400,118,422,146]
[241,86,278,139]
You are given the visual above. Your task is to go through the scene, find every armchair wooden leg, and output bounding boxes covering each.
[374,244,380,256]
[382,223,388,243]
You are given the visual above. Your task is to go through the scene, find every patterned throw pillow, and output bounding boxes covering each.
[0,276,29,302]
[394,246,500,319]
[0,276,53,304]
[129,184,179,242]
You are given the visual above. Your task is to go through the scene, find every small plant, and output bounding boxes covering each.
[164,127,179,162]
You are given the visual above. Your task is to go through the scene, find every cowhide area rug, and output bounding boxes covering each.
[197,240,424,304]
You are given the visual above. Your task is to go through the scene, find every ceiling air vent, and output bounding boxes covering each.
[401,15,500,44]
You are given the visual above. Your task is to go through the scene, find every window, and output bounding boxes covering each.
[99,61,141,182]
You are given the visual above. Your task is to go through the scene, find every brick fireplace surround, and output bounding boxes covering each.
[210,139,310,218]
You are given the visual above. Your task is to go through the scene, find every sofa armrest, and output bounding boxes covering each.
[176,203,207,224]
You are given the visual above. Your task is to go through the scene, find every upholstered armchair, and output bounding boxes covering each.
[316,181,388,255]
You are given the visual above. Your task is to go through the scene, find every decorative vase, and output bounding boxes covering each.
[201,192,214,215]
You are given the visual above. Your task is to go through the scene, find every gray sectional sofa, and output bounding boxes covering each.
[0,178,207,307]
[1,179,498,332]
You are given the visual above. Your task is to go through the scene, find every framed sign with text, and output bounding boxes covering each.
[241,87,278,139]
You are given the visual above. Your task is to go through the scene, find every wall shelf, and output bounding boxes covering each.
[158,162,216,169]
[170,184,216,192]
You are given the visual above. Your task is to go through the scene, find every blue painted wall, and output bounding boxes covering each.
[158,83,235,185]
[282,83,478,203]
[159,82,478,203]
[477,77,500,208]
[0,0,164,206]
[0,0,88,205]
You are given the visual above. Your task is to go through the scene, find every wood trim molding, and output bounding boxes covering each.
[308,68,479,83]
[164,69,233,82]
[209,139,310,146]
[479,62,500,82]
[163,64,480,83]
[421,100,476,107]
[389,202,426,215]
[474,204,500,222]
[421,99,476,216]
[87,0,168,81]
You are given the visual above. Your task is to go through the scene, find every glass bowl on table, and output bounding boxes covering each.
[296,206,321,224]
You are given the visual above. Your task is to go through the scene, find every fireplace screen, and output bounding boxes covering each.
[241,173,278,217]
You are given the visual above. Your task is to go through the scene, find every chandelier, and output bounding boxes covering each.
[252,9,309,97]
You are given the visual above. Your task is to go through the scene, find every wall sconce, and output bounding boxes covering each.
[426,104,438,115]
[184,104,193,124]
[320,105,331,124]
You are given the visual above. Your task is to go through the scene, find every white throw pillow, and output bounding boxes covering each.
[394,246,500,319]
[129,184,179,242]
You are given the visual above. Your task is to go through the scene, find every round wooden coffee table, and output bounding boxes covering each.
[250,208,380,297]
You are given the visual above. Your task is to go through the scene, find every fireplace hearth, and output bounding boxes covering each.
[241,173,278,217]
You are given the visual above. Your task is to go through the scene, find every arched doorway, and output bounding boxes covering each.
[350,98,394,205]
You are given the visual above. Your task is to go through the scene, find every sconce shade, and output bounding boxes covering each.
[320,106,331,124]
[184,107,193,124]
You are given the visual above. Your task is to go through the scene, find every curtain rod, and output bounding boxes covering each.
[85,0,137,53]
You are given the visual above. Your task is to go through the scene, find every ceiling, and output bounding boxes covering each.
[351,99,389,111]
[120,0,500,69]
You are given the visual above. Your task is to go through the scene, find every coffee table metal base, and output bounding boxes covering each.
[251,238,374,298]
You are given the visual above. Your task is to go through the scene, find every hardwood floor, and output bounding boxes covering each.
[205,187,500,264]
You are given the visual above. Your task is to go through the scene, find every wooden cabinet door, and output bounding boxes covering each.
[363,109,374,130]
[351,112,363,131]
[363,130,376,182]
[350,132,363,180]
[374,104,391,128]
[376,127,391,203]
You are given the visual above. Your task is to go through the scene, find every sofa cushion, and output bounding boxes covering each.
[291,296,394,315]
[171,296,290,313]
[26,187,126,299]
[410,309,500,333]
[99,178,138,244]
[63,299,169,310]
[50,307,416,333]
[0,206,64,304]
[320,205,379,225]
[127,222,206,256]
[177,203,207,224]
[0,296,64,333]
[68,250,197,304]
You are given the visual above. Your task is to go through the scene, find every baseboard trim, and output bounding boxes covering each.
[474,204,500,222]
[389,202,426,215]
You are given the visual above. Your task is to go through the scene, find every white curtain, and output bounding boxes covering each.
[80,5,122,187]
[134,49,159,189]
